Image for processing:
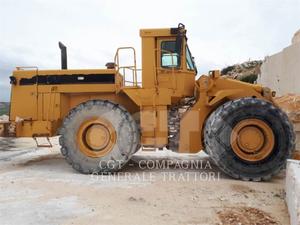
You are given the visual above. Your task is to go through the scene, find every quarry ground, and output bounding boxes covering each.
[0,137,290,225]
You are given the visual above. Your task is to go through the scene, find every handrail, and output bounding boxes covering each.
[114,47,139,87]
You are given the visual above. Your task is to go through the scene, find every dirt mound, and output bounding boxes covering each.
[276,94,300,158]
[221,60,262,83]
[275,94,300,123]
[217,207,279,225]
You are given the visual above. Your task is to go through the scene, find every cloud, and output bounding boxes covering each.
[0,0,299,101]
[0,53,21,102]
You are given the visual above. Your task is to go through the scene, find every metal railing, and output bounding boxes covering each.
[114,47,179,88]
[114,47,141,87]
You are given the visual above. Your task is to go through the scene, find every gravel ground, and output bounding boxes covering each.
[0,137,290,225]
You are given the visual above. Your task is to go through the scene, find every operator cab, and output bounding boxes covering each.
[139,23,198,97]
[114,24,197,98]
[160,24,197,74]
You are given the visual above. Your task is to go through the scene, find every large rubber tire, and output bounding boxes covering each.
[204,97,295,181]
[58,100,140,174]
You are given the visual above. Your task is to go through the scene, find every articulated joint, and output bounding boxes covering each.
[262,87,276,100]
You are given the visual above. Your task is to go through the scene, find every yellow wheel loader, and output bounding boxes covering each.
[1,24,295,181]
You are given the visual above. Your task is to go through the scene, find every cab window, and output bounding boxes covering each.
[161,41,180,68]
[186,46,195,70]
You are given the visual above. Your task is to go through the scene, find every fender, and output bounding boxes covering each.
[178,74,270,153]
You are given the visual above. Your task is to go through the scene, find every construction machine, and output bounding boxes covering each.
[0,24,295,181]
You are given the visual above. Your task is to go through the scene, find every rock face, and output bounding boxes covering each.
[221,60,262,83]
[286,160,300,225]
[258,29,300,96]
[257,28,300,160]
[292,29,300,45]
[275,94,300,158]
[276,94,300,123]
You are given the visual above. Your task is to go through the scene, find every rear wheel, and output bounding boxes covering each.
[204,97,295,181]
[59,100,140,174]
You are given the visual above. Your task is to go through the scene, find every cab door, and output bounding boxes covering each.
[156,38,196,97]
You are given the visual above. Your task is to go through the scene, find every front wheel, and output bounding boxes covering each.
[204,97,295,181]
[58,100,140,174]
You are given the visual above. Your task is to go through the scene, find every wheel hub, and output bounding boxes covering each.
[237,126,264,153]
[85,124,110,150]
[231,119,275,162]
[77,117,116,158]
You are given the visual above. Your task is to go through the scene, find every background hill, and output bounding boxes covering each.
[0,102,10,116]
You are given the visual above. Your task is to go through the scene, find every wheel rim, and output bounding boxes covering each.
[230,119,275,162]
[77,117,116,158]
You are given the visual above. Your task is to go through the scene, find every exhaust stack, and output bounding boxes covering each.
[58,42,67,70]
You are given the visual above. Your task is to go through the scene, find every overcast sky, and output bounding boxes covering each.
[0,0,299,101]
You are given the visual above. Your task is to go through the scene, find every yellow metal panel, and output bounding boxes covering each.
[60,94,71,119]
[155,105,168,147]
[67,93,139,116]
[122,88,172,106]
[140,28,174,37]
[42,93,61,121]
[141,106,156,137]
[179,109,202,152]
[10,85,38,121]
[141,37,157,88]
[37,84,116,93]
[140,105,168,147]
[16,121,54,137]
